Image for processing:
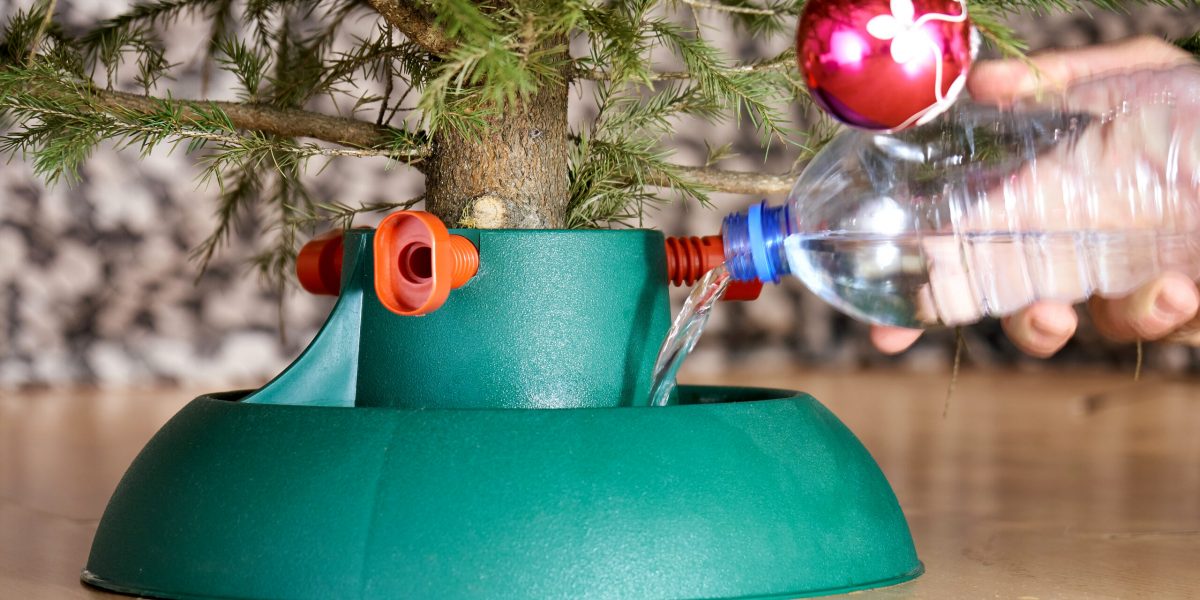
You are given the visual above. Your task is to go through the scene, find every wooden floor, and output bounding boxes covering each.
[2,369,1198,599]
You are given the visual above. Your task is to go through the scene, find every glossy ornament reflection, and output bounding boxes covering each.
[797,0,976,131]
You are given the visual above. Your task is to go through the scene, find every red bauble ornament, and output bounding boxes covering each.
[797,0,975,131]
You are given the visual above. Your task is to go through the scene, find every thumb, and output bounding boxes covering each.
[967,59,1038,105]
[871,326,923,355]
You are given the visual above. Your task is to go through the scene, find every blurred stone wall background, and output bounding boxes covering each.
[1,0,1199,387]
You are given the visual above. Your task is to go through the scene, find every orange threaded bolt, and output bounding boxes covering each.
[663,234,763,302]
[447,235,480,288]
[376,211,479,316]
[664,235,726,286]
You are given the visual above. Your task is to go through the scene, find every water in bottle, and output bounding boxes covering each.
[722,66,1200,328]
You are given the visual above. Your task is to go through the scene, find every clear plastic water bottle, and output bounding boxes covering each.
[722,66,1200,328]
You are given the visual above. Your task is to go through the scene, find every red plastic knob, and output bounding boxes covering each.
[724,280,765,302]
[374,211,479,316]
[296,230,345,296]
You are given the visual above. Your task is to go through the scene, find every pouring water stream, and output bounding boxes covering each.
[648,264,732,407]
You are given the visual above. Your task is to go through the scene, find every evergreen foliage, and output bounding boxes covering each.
[1,0,1197,283]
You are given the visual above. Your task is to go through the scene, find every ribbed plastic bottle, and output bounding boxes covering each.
[722,66,1200,328]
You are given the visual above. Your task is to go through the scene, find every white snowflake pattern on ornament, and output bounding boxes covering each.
[866,0,970,128]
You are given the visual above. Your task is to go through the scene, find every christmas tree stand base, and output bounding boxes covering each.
[83,227,921,599]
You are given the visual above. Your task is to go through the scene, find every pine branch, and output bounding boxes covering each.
[969,6,1029,59]
[364,0,456,55]
[200,0,235,94]
[1,65,433,191]
[36,84,427,157]
[3,96,415,178]
[677,0,783,17]
[655,165,796,195]
[26,0,57,63]
[253,141,313,288]
[969,1,1198,58]
[294,197,424,229]
[190,161,260,272]
[574,52,793,81]
[677,0,802,35]
[649,21,796,144]
[567,82,723,228]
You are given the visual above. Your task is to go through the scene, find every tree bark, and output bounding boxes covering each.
[364,0,456,55]
[423,77,570,228]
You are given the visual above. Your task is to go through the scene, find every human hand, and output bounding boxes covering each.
[872,36,1200,357]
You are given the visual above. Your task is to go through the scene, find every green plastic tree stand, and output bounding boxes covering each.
[83,228,921,599]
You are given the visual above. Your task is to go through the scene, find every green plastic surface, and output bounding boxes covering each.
[84,227,921,599]
[247,228,673,409]
[86,389,920,600]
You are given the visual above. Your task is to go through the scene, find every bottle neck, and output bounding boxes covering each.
[721,201,792,284]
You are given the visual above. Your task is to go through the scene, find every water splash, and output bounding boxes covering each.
[648,264,732,407]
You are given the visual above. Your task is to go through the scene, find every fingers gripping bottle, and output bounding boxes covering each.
[722,66,1200,329]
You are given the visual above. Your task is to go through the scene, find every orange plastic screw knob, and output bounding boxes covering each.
[663,235,763,302]
[296,230,345,296]
[374,211,479,316]
[664,235,725,286]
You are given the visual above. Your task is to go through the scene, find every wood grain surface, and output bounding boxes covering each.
[2,370,1198,599]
